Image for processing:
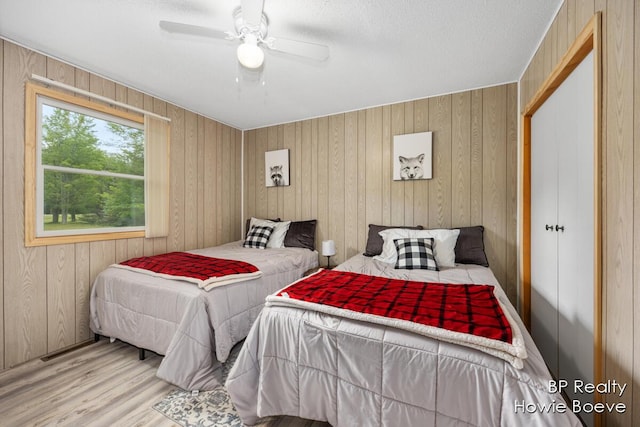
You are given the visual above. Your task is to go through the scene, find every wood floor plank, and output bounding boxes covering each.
[0,339,330,426]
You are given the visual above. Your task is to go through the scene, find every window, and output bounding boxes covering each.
[25,83,167,246]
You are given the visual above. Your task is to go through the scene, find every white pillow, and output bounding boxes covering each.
[249,217,291,248]
[374,228,460,267]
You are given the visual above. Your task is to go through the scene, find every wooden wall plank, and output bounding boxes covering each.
[301,120,313,220]
[184,111,198,250]
[482,85,507,288]
[3,44,47,367]
[220,125,231,242]
[234,129,242,239]
[428,95,452,229]
[89,241,115,292]
[470,90,484,228]
[168,105,185,252]
[549,16,559,72]
[533,50,544,108]
[127,238,144,259]
[451,91,471,227]
[255,128,268,219]
[543,36,553,88]
[575,0,595,36]
[46,244,75,353]
[556,1,569,64]
[603,1,634,424]
[276,125,285,218]
[294,123,303,219]
[505,83,518,303]
[357,111,367,251]
[316,117,329,255]
[390,103,404,225]
[203,120,216,247]
[365,107,384,231]
[566,0,577,42]
[381,105,392,225]
[413,99,429,227]
[115,240,128,263]
[215,121,223,244]
[283,123,296,221]
[328,114,345,262]
[151,98,168,255]
[344,111,359,259]
[197,116,205,247]
[244,130,256,231]
[74,242,91,342]
[310,119,318,227]
[403,101,415,226]
[142,94,155,256]
[266,126,278,219]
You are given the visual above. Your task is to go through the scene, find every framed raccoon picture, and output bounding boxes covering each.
[393,131,433,180]
[265,149,290,187]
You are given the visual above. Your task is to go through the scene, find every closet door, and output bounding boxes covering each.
[556,51,594,424]
[530,91,559,377]
[530,50,595,427]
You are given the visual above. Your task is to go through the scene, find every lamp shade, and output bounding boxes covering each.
[321,240,336,256]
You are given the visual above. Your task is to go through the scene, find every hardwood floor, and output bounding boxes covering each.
[0,339,329,427]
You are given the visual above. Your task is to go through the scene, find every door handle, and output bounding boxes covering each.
[555,225,565,232]
[545,224,554,231]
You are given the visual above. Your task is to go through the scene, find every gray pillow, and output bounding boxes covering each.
[284,219,317,251]
[363,224,423,257]
[453,225,489,267]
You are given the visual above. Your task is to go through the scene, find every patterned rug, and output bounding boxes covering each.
[153,344,245,427]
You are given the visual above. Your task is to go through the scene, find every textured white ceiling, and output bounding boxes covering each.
[0,0,561,130]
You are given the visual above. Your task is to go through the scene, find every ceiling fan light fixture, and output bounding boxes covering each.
[237,34,264,69]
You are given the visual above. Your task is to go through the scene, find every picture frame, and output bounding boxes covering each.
[265,148,290,187]
[392,131,433,181]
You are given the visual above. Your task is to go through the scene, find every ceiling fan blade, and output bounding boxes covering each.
[159,20,230,40]
[240,0,265,27]
[266,37,330,61]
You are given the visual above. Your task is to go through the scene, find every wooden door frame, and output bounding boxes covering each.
[520,12,602,425]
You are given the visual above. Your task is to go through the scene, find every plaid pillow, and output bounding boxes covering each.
[243,225,275,249]
[394,237,439,270]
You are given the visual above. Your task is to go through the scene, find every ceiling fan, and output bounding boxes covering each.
[159,0,330,70]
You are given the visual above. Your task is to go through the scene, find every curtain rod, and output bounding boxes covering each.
[30,74,171,123]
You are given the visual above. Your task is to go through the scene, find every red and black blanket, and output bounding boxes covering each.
[266,269,527,368]
[113,251,262,291]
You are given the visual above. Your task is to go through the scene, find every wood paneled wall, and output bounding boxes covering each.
[520,1,639,425]
[0,40,242,369]
[244,83,519,304]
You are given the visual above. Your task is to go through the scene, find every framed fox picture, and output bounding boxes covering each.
[265,149,290,187]
[393,131,433,180]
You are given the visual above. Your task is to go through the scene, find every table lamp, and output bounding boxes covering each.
[321,240,336,268]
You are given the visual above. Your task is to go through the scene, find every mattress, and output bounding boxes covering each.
[226,255,582,426]
[89,240,318,390]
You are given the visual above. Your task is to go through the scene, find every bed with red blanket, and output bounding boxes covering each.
[226,254,582,426]
[89,240,318,391]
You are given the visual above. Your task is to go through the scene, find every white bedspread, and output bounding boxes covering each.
[90,241,318,391]
[226,255,583,426]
